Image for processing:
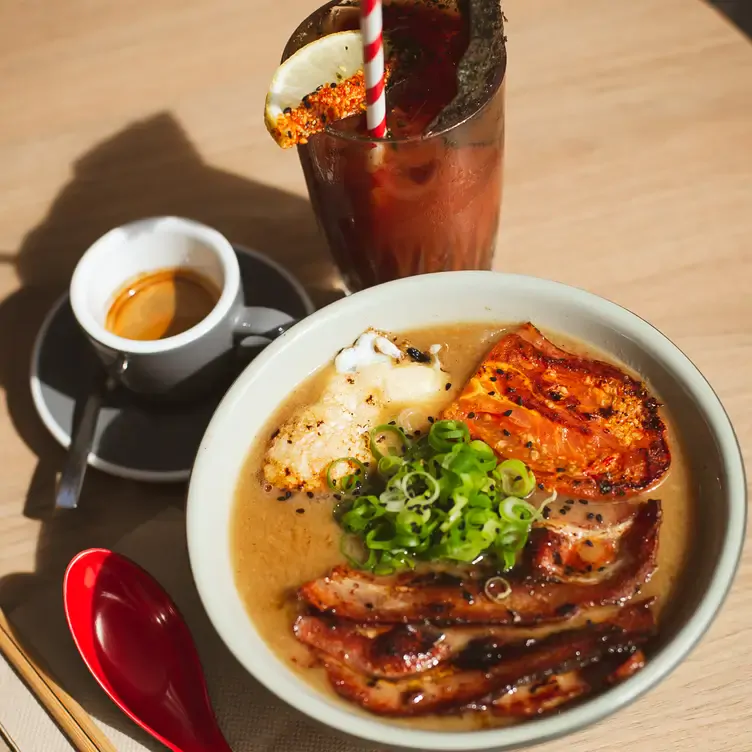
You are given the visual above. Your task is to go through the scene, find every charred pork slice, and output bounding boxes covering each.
[319,600,655,716]
[473,646,647,717]
[483,670,591,717]
[531,499,640,583]
[294,600,654,679]
[441,322,671,499]
[298,499,660,625]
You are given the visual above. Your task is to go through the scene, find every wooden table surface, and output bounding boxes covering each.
[0,0,750,749]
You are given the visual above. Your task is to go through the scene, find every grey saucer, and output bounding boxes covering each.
[30,245,314,483]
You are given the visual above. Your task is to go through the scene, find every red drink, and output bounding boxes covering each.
[283,0,506,292]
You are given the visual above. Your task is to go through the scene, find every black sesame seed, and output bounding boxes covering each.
[334,494,342,501]
[556,467,565,473]
[468,412,476,419]
[565,499,574,505]
[276,496,286,501]
[578,499,588,505]
[538,482,544,490]
[553,551,563,565]
[526,441,533,448]
[320,113,327,123]
[388,420,396,426]
[283,107,292,114]
[503,409,513,417]
[598,566,607,572]
[587,512,595,520]
[307,491,314,499]
[445,382,452,390]
[287,130,292,138]
[414,429,421,436]
[559,507,568,515]
[488,390,495,396]
[284,491,292,499]
[296,508,305,514]
[514,475,522,481]
[542,506,551,519]
[584,539,594,547]
[407,347,430,363]
[270,428,280,439]
[496,368,504,375]
[595,514,604,523]
[502,429,510,437]
[517,396,524,406]
[550,392,562,401]
[586,564,593,572]
[428,416,435,423]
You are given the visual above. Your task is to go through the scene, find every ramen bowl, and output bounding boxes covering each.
[186,271,746,751]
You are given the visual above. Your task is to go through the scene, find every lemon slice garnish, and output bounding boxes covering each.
[264,31,367,148]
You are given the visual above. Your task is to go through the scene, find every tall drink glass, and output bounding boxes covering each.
[283,0,506,293]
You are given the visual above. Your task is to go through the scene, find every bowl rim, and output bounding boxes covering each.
[186,270,747,751]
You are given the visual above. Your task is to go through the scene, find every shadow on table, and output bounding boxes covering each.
[0,114,346,747]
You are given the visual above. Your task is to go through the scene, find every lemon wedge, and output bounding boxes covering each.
[264,31,367,148]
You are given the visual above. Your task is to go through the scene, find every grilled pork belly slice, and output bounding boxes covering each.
[531,499,641,583]
[318,600,654,716]
[298,499,660,625]
[294,600,654,679]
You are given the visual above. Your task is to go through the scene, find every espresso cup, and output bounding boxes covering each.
[69,216,296,398]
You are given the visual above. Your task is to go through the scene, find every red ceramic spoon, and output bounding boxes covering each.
[63,549,232,752]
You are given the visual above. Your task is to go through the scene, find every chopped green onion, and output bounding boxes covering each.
[370,424,409,460]
[532,489,559,521]
[377,454,404,477]
[326,457,368,494]
[334,418,541,575]
[495,458,536,498]
[427,419,470,452]
[499,496,537,525]
[484,576,512,602]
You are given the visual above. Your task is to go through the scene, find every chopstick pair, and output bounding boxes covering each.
[0,607,116,752]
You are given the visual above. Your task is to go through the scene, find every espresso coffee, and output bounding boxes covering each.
[105,267,221,341]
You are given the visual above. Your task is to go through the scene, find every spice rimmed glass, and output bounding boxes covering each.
[282,0,507,293]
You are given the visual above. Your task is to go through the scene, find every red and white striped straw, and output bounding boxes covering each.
[360,0,386,138]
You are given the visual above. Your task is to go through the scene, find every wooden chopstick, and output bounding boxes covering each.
[0,607,116,752]
[0,718,21,752]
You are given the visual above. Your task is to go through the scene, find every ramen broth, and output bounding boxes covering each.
[231,323,694,730]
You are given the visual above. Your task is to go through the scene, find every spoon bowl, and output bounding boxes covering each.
[63,549,232,752]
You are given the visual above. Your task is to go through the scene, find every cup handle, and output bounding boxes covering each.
[231,306,297,346]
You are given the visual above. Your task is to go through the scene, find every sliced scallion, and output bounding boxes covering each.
[335,419,539,575]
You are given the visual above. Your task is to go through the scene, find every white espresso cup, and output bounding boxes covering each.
[69,216,296,398]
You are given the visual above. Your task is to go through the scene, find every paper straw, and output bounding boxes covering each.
[360,0,386,138]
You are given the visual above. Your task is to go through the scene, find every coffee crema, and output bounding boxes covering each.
[105,267,220,341]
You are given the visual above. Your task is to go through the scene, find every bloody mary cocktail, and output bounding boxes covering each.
[283,0,506,292]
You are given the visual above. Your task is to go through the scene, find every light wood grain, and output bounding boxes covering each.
[0,0,750,750]
[0,609,115,752]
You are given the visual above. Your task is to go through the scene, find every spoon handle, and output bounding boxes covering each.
[55,370,111,510]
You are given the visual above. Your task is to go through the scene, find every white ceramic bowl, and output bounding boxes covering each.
[186,271,746,751]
